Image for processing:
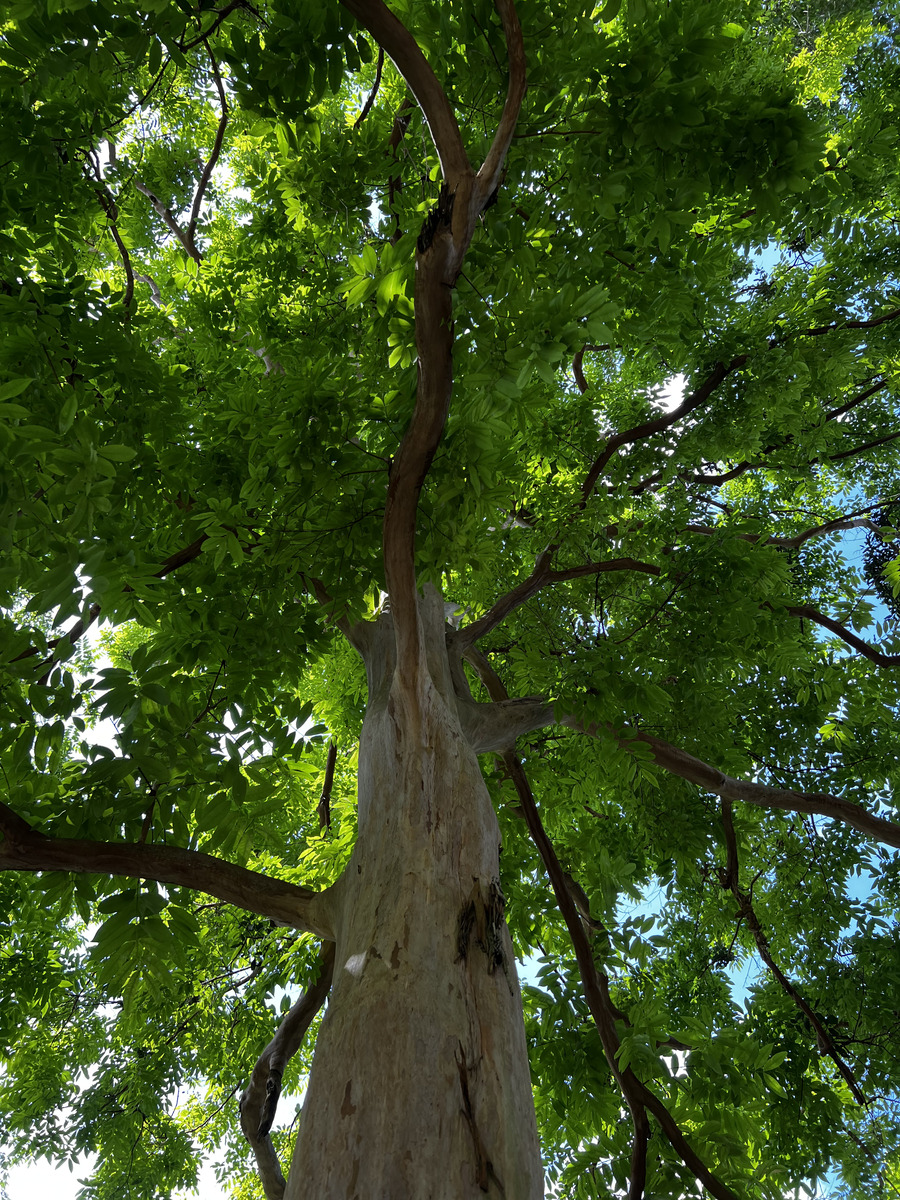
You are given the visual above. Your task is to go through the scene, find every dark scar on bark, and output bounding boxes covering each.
[455,878,509,981]
[455,1042,506,1194]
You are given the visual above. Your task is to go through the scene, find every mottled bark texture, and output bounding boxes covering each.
[286,588,543,1198]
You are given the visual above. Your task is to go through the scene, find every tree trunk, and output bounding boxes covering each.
[286,589,543,1198]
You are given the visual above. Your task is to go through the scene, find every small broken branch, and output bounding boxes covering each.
[240,943,335,1200]
[317,741,337,830]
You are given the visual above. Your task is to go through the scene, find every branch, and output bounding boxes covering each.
[317,741,337,830]
[186,43,229,251]
[580,356,748,503]
[339,0,470,182]
[134,180,201,262]
[10,534,209,669]
[593,727,900,850]
[474,0,526,201]
[802,307,900,338]
[240,943,335,1200]
[504,754,738,1200]
[354,44,384,128]
[788,605,900,667]
[718,799,867,1105]
[453,552,661,650]
[0,801,333,938]
[181,0,255,51]
[679,515,885,551]
[85,161,134,309]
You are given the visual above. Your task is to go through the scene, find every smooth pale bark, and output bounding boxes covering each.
[286,589,542,1198]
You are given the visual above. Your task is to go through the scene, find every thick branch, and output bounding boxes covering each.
[240,943,335,1200]
[600,728,900,849]
[580,356,748,503]
[788,605,900,667]
[0,802,333,937]
[186,43,229,250]
[505,755,738,1200]
[475,0,526,200]
[453,553,661,650]
[339,0,470,181]
[718,800,867,1105]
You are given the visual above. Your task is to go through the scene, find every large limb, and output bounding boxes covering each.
[504,753,739,1200]
[0,801,334,938]
[453,554,661,651]
[343,1,526,681]
[589,726,900,850]
[240,944,336,1200]
[718,799,866,1104]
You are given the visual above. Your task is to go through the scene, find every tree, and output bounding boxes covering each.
[1,0,900,1195]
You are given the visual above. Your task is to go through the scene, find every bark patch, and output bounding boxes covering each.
[340,1080,357,1117]
[456,878,508,979]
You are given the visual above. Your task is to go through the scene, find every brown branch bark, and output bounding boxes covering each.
[788,605,900,667]
[580,356,748,503]
[0,800,333,937]
[594,727,900,849]
[504,753,739,1200]
[718,800,867,1104]
[240,943,335,1200]
[453,553,661,650]
[186,43,229,251]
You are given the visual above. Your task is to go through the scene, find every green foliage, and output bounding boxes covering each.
[2,0,900,1196]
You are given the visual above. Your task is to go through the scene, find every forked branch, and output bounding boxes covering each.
[240,944,336,1200]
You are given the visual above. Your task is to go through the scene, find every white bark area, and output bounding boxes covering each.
[286,590,543,1198]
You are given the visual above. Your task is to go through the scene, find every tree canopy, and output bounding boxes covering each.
[2,0,900,1196]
